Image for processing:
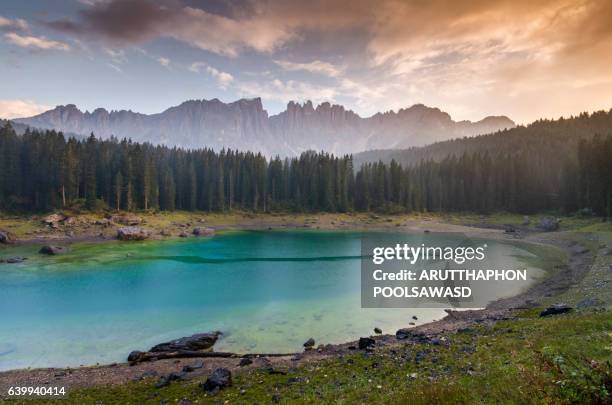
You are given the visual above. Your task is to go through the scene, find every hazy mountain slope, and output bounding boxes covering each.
[14,98,515,156]
[353,109,612,168]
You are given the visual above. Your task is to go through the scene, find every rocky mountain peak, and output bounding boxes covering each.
[15,98,515,156]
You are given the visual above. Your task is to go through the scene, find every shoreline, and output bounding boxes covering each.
[0,212,602,394]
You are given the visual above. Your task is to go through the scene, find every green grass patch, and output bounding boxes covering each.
[22,311,610,405]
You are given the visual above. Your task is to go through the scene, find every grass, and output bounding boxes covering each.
[21,310,609,404]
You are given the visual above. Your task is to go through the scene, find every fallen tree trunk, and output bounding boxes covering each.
[128,349,298,365]
[128,350,235,364]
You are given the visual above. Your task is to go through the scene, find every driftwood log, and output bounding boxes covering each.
[128,350,298,365]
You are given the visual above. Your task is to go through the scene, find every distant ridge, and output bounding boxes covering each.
[14,98,515,156]
[353,109,612,168]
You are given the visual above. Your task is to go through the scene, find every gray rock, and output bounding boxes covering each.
[201,368,232,392]
[537,217,560,232]
[539,303,572,317]
[155,372,184,388]
[95,218,111,227]
[127,351,144,362]
[150,331,221,353]
[522,216,530,225]
[0,230,13,244]
[42,213,67,226]
[39,245,71,255]
[117,227,151,241]
[396,328,418,340]
[358,337,375,350]
[239,357,253,367]
[192,227,215,237]
[303,338,315,348]
[110,214,142,226]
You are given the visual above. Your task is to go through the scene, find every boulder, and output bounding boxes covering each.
[537,217,560,232]
[117,227,150,241]
[192,227,215,237]
[0,230,13,244]
[95,218,111,227]
[373,327,382,334]
[155,372,184,388]
[396,328,428,341]
[39,245,71,255]
[504,225,516,233]
[303,338,315,348]
[127,351,144,363]
[239,357,253,367]
[539,303,572,317]
[150,332,221,353]
[110,214,142,226]
[358,337,375,350]
[201,368,232,392]
[43,213,67,226]
[522,216,530,226]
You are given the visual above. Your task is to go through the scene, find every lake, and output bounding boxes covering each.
[0,230,545,371]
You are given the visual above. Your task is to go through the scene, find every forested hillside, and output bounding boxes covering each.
[354,110,612,167]
[0,118,610,216]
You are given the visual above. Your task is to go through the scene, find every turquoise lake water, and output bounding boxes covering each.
[0,230,544,371]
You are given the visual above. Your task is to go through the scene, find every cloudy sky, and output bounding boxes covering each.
[1,0,611,123]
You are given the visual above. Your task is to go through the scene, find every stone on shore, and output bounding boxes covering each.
[42,213,67,226]
[358,337,375,350]
[373,327,382,334]
[537,217,560,231]
[127,351,144,362]
[303,338,315,349]
[117,227,151,241]
[95,218,111,227]
[150,332,221,353]
[155,372,184,388]
[539,303,572,317]
[110,214,142,226]
[239,357,253,367]
[201,368,232,392]
[39,245,71,255]
[192,227,215,236]
[0,230,13,244]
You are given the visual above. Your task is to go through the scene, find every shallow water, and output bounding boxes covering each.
[0,230,544,371]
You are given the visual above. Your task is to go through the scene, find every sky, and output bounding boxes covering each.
[1,0,611,124]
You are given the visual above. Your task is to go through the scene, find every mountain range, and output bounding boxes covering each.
[14,98,515,156]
